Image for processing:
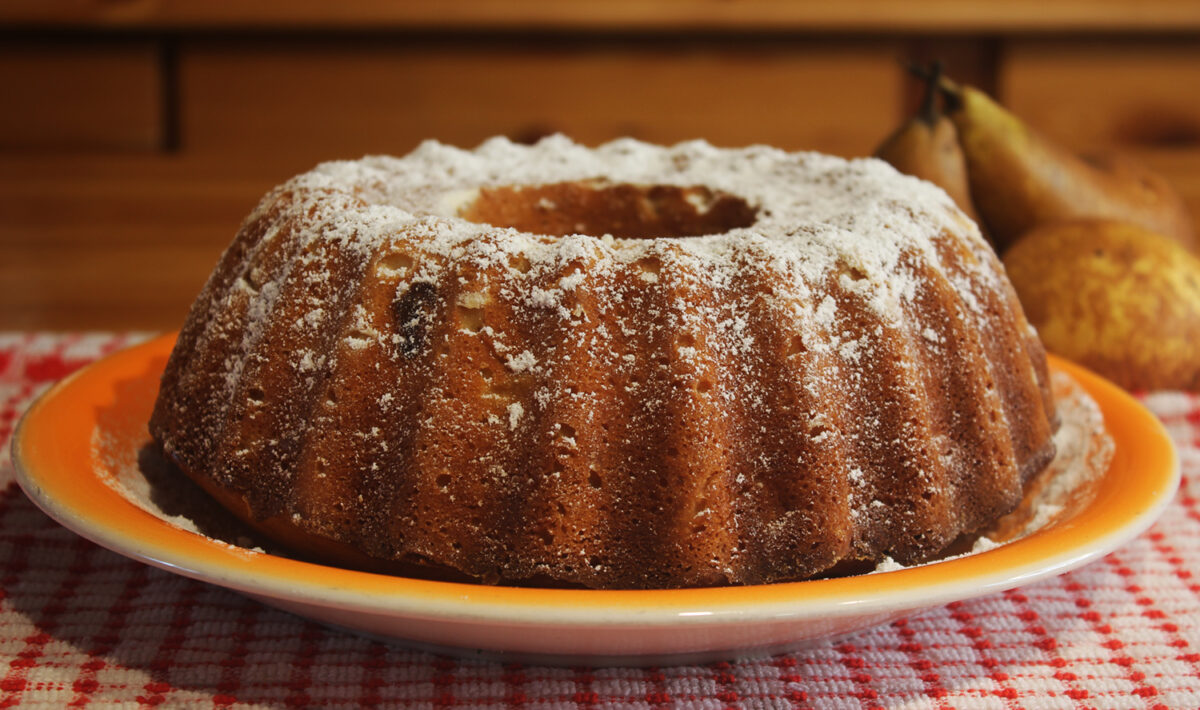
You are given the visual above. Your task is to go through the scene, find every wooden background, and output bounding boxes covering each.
[4,1,1200,330]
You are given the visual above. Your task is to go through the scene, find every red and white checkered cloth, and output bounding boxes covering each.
[2,332,1198,709]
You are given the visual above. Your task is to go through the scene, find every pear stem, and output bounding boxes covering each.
[917,60,943,125]
[939,79,964,114]
[907,60,963,114]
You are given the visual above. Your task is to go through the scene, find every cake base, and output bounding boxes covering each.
[103,371,1110,587]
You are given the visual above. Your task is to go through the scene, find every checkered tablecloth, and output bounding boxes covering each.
[1,333,1198,709]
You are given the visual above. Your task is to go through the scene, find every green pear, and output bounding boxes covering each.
[943,82,1195,254]
[1003,219,1200,391]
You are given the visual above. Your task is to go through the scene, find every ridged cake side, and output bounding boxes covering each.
[150,137,1057,589]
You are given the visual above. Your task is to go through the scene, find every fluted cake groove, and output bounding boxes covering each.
[150,135,1058,589]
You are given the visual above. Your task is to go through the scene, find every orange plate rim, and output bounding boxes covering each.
[11,334,1180,627]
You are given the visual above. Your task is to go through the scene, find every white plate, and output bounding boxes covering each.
[12,335,1180,665]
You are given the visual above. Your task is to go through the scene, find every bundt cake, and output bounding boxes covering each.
[150,135,1058,589]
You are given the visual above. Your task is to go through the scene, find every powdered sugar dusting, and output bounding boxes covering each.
[258,136,980,359]
[195,135,993,449]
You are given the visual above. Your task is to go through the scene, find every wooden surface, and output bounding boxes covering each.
[6,0,1200,32]
[3,7,1200,330]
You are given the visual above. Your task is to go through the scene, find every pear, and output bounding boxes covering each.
[942,81,1195,254]
[875,63,986,237]
[1003,218,1200,391]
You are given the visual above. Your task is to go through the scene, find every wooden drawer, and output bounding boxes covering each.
[179,38,905,175]
[0,40,163,152]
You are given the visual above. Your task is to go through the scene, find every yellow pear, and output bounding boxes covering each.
[875,64,986,238]
[943,82,1195,254]
[1003,219,1200,391]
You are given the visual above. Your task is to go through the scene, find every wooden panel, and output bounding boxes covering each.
[178,39,905,176]
[1001,39,1200,227]
[4,0,1200,32]
[0,157,270,330]
[0,41,162,151]
[1001,40,1200,151]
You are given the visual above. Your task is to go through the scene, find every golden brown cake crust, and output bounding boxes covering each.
[150,136,1057,589]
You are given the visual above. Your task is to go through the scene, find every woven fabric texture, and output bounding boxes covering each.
[1,333,1198,709]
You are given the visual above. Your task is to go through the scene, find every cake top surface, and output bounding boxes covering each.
[249,135,990,324]
[223,136,1004,386]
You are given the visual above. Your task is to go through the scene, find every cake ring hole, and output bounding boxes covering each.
[456,180,758,239]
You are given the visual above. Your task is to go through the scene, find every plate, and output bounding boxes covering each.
[12,334,1180,665]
